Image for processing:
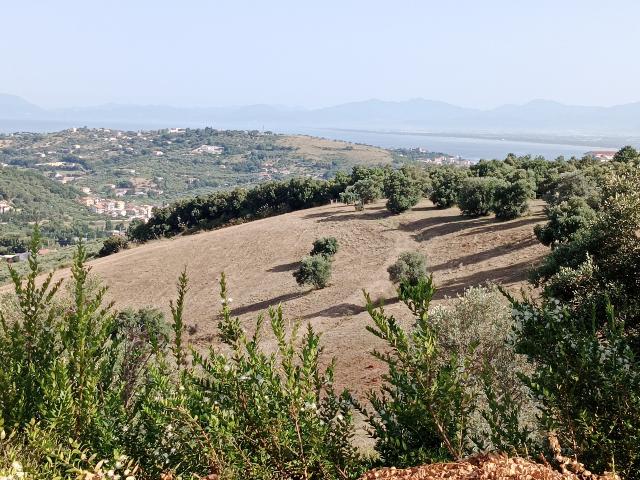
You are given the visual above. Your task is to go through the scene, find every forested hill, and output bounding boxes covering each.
[0,168,98,237]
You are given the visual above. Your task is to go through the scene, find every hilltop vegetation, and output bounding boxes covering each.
[0,168,102,241]
[0,128,410,273]
[0,128,399,204]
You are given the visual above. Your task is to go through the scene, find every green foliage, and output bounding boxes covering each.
[542,171,601,209]
[0,231,165,474]
[361,277,476,466]
[383,170,421,214]
[352,178,383,205]
[456,176,505,217]
[429,168,469,208]
[129,176,338,241]
[339,186,359,205]
[534,197,597,248]
[294,255,333,289]
[613,145,639,163]
[127,274,363,479]
[311,236,339,257]
[514,163,640,477]
[510,295,640,477]
[98,235,129,257]
[429,286,537,454]
[387,251,428,286]
[531,167,640,328]
[491,179,535,220]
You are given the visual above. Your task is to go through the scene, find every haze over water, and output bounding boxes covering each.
[285,128,619,161]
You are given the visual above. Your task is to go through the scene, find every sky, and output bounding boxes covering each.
[2,0,639,109]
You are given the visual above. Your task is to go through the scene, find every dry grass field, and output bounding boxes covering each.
[277,134,395,165]
[0,199,548,397]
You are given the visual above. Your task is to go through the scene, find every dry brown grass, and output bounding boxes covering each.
[277,134,394,165]
[0,199,547,396]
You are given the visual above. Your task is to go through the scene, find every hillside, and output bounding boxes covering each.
[0,167,99,237]
[1,198,548,394]
[0,128,405,244]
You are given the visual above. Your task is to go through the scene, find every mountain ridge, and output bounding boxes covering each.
[2,93,640,134]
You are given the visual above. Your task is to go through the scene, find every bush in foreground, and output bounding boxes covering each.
[387,251,429,286]
[294,254,333,289]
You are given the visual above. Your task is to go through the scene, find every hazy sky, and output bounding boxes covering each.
[2,0,639,109]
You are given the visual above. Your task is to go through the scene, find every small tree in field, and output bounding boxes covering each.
[429,168,468,208]
[384,171,421,214]
[492,179,534,220]
[294,255,332,289]
[457,177,504,217]
[311,237,339,257]
[339,186,359,205]
[387,251,429,286]
[353,178,383,205]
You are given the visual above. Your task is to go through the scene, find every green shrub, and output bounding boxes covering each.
[613,145,639,163]
[429,168,469,208]
[457,177,504,217]
[387,251,428,286]
[384,171,421,214]
[352,178,383,205]
[0,230,163,471]
[492,179,534,220]
[311,236,339,257]
[534,196,596,248]
[294,255,332,289]
[430,286,537,453]
[99,235,129,256]
[510,294,640,478]
[361,280,536,467]
[531,167,640,325]
[542,171,600,208]
[361,277,475,466]
[339,185,359,205]
[128,273,364,479]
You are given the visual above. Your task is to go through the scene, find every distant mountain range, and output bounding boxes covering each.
[2,93,640,135]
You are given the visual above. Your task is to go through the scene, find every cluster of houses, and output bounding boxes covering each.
[80,195,154,220]
[584,150,618,161]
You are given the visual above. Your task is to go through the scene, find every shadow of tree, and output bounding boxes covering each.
[302,296,399,319]
[459,214,545,237]
[429,237,541,272]
[313,209,394,223]
[231,290,309,316]
[267,261,300,273]
[399,214,493,242]
[433,258,543,299]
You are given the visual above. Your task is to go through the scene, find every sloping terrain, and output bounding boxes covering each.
[0,199,547,395]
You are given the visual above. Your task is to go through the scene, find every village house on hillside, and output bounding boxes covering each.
[584,150,617,161]
[192,144,224,155]
[0,200,14,214]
